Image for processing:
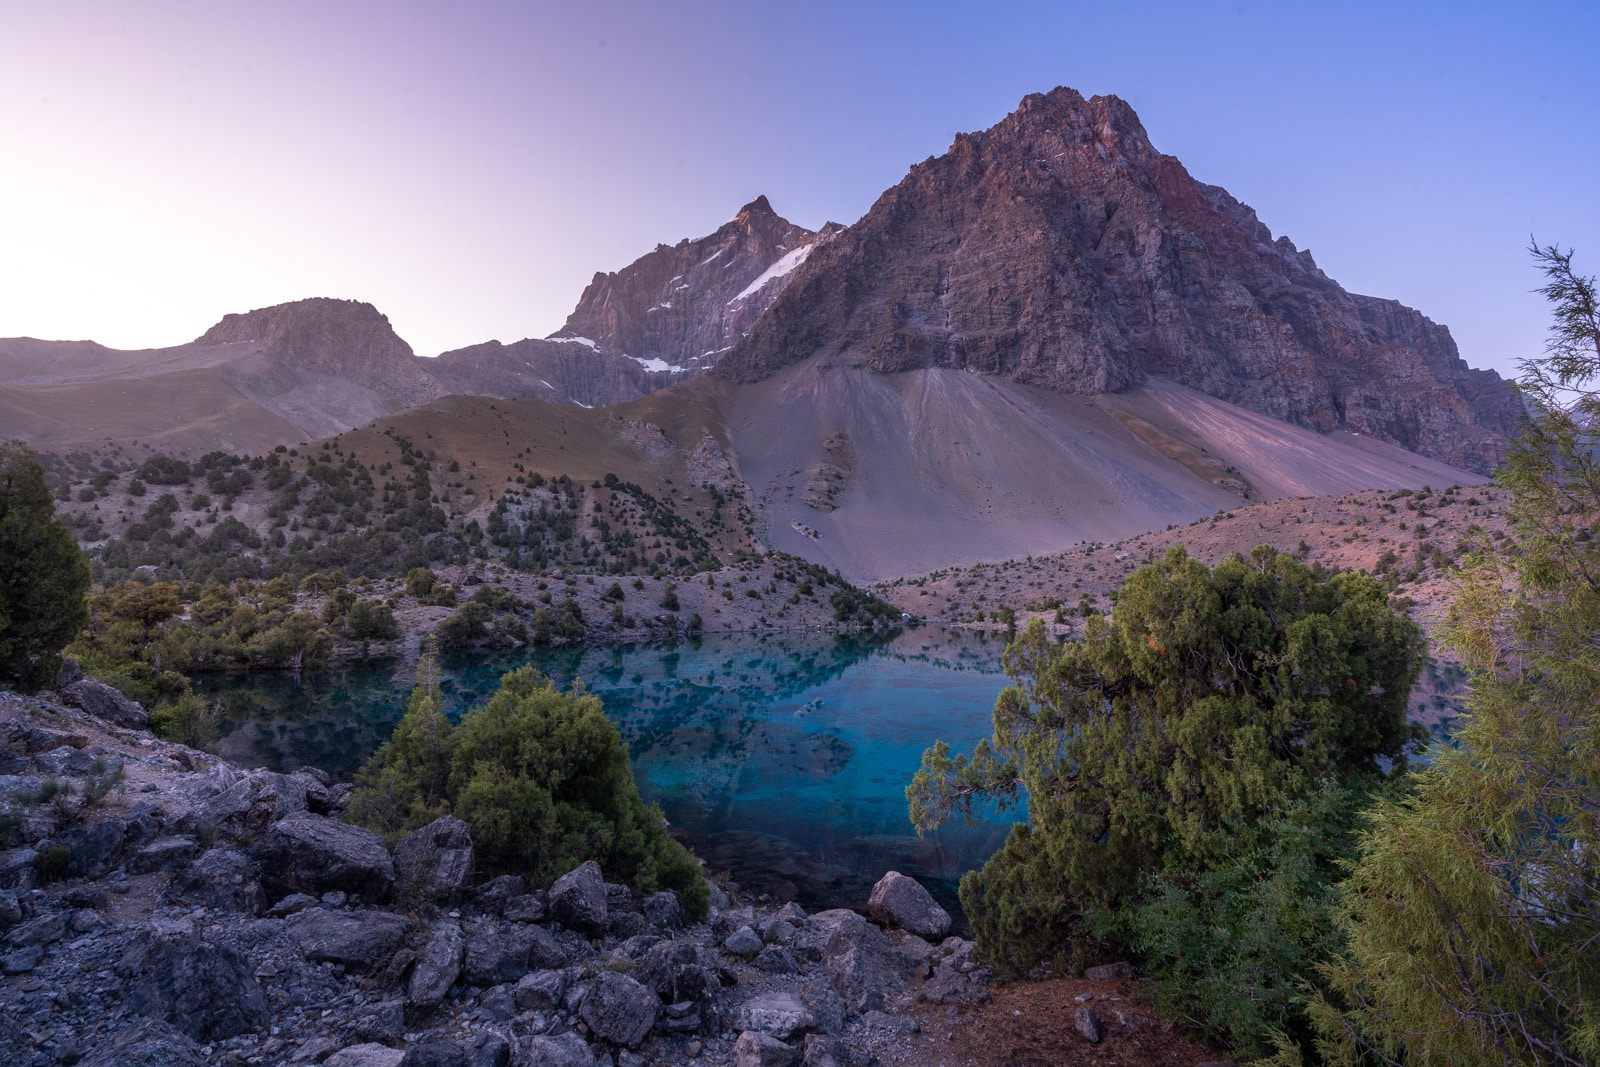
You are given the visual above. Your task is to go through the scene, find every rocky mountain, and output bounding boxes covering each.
[427,338,675,409]
[196,297,443,412]
[715,88,1519,473]
[553,196,843,374]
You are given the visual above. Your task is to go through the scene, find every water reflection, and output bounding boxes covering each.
[197,627,1016,915]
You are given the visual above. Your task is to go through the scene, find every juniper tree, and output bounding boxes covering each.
[1314,244,1600,1066]
[0,443,90,691]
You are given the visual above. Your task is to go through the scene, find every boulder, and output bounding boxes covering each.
[54,656,83,689]
[733,1030,797,1067]
[724,924,764,959]
[813,909,917,1015]
[130,834,200,874]
[866,871,950,941]
[916,963,991,1006]
[326,1045,408,1067]
[32,745,97,776]
[393,815,474,904]
[1084,960,1134,981]
[58,816,126,879]
[78,1019,207,1067]
[463,918,565,985]
[503,893,546,923]
[548,860,607,935]
[468,873,525,914]
[518,1032,595,1067]
[1075,1005,1102,1043]
[642,889,681,930]
[194,770,310,840]
[60,678,147,729]
[162,847,267,915]
[578,970,661,1048]
[119,920,269,1042]
[285,907,412,971]
[253,812,395,902]
[407,921,465,1010]
[514,969,569,1012]
[738,991,816,1041]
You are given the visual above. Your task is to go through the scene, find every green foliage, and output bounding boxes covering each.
[344,657,454,841]
[1115,780,1388,1060]
[0,443,92,690]
[33,842,70,881]
[347,661,708,921]
[911,545,1423,1052]
[148,692,221,751]
[1313,244,1600,1066]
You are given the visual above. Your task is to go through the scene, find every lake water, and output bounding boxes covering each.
[196,626,1017,915]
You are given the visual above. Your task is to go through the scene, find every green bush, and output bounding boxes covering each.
[348,661,707,921]
[911,545,1424,1054]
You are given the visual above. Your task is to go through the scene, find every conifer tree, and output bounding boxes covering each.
[1315,244,1600,1065]
[0,442,91,691]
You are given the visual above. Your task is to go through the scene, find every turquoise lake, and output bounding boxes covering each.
[196,626,1018,915]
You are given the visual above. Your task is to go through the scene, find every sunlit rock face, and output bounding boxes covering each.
[716,87,1519,473]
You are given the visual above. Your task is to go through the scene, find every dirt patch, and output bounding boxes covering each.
[882,976,1232,1067]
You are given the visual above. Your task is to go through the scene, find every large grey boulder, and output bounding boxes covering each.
[811,909,918,1015]
[866,871,951,941]
[518,1032,595,1067]
[325,1045,408,1067]
[733,1030,798,1067]
[462,919,566,985]
[579,970,661,1048]
[162,847,267,915]
[548,859,608,935]
[286,907,412,971]
[253,812,395,902]
[58,816,126,879]
[192,769,310,839]
[119,920,269,1042]
[78,1019,207,1067]
[514,969,569,1012]
[738,991,817,1041]
[407,921,465,1010]
[393,815,474,904]
[60,678,147,729]
[130,834,200,874]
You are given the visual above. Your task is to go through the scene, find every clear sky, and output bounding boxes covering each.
[2,1,1594,380]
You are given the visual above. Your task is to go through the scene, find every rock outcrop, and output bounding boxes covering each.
[555,196,843,375]
[716,87,1519,473]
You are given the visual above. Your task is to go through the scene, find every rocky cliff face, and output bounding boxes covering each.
[715,88,1519,473]
[197,297,444,410]
[553,196,842,373]
[428,337,678,409]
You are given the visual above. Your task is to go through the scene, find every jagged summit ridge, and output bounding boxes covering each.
[715,86,1518,472]
[551,196,842,373]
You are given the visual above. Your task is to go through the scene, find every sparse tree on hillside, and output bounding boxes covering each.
[1314,244,1600,1066]
[0,443,91,691]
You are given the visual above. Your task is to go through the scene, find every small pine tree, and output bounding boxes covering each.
[0,443,91,690]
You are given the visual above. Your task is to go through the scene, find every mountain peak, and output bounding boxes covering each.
[714,88,1517,473]
[736,194,776,220]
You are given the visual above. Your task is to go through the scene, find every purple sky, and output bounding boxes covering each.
[2,1,1595,381]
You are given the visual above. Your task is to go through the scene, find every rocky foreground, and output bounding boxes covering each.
[0,686,995,1067]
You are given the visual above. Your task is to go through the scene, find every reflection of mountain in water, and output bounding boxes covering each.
[199,627,1011,915]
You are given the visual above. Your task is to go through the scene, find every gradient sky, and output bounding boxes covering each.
[2,1,1595,381]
